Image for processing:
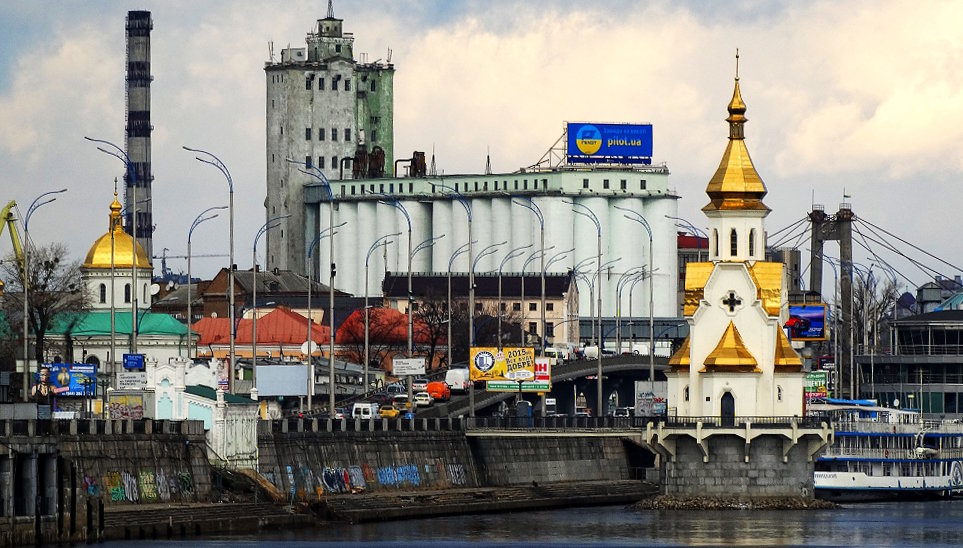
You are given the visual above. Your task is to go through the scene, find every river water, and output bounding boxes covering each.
[103,500,963,547]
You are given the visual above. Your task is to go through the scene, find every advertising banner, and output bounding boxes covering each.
[786,304,827,340]
[567,122,653,164]
[255,365,310,397]
[470,347,535,382]
[43,363,97,397]
[108,394,144,419]
[392,357,427,376]
[805,371,829,401]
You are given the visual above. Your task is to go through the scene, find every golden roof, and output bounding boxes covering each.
[83,192,151,269]
[774,327,803,370]
[701,321,760,373]
[703,51,769,214]
[668,335,691,371]
[747,262,784,316]
[683,262,713,316]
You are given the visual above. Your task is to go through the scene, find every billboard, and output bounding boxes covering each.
[805,371,829,401]
[255,364,310,397]
[567,122,653,164]
[486,357,552,392]
[108,394,145,419]
[393,357,427,376]
[470,347,535,382]
[786,304,827,341]
[43,363,97,397]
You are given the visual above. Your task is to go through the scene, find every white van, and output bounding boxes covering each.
[445,368,471,393]
[352,402,379,420]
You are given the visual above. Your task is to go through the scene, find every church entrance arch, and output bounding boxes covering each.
[721,392,735,426]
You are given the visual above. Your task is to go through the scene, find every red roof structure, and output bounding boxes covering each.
[192,306,330,346]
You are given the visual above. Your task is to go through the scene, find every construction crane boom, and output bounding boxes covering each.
[0,200,26,296]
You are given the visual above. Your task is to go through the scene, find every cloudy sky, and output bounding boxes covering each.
[1,0,961,292]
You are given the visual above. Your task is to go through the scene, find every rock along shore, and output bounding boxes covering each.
[632,495,838,511]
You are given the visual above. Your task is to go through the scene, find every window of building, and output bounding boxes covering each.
[380,184,384,193]
[603,179,610,189]
[620,179,627,190]
[529,302,537,311]
[319,128,325,141]
[583,178,589,189]
[546,322,554,337]
[124,283,131,303]
[305,155,312,168]
[730,228,738,256]
[332,156,338,169]
[713,229,719,256]
[475,302,483,311]
[345,79,351,91]
[280,125,283,135]
[345,128,351,141]
[749,229,756,257]
[319,77,325,90]
[500,302,506,312]
[271,153,275,163]
[484,181,489,191]
[409,183,414,193]
[523,180,528,190]
[777,386,783,402]
[335,44,342,53]
[370,80,376,92]
[371,129,377,142]
[351,185,356,195]
[341,185,346,198]
[305,76,312,90]
[318,156,325,169]
[99,284,106,304]
[529,322,538,334]
[546,303,554,311]
[542,178,547,187]
[305,127,312,140]
[475,182,479,191]
[641,179,647,190]
[684,386,690,401]
[389,183,394,193]
[512,302,521,312]
[514,181,518,190]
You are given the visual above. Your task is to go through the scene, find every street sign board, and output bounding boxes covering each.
[123,353,145,370]
[117,372,147,390]
[393,357,426,376]
[486,381,551,392]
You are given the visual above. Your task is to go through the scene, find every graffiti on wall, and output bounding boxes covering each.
[268,459,470,500]
[92,469,195,504]
[447,464,467,486]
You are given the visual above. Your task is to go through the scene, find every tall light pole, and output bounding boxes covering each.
[288,159,339,414]
[666,215,707,262]
[540,248,573,345]
[573,256,596,343]
[188,206,227,359]
[470,240,505,417]
[406,235,443,402]
[448,241,473,364]
[617,206,656,386]
[569,199,603,416]
[616,267,645,354]
[365,232,400,390]
[88,137,140,355]
[437,184,473,352]
[376,194,413,354]
[252,214,289,394]
[184,146,235,393]
[20,188,67,401]
[307,221,345,411]
[521,246,555,345]
[512,197,546,352]
[498,244,532,350]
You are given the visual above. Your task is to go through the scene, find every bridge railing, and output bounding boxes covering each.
[660,415,827,429]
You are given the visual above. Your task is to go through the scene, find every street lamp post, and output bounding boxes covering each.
[521,246,555,346]
[469,241,505,416]
[20,188,67,401]
[567,201,603,417]
[406,235,444,402]
[665,215,707,262]
[183,146,235,393]
[307,221,346,411]
[188,206,227,359]
[448,241,473,364]
[498,245,532,350]
[616,206,656,386]
[437,184,473,355]
[365,232,400,390]
[252,215,289,393]
[512,197,546,352]
[616,267,645,355]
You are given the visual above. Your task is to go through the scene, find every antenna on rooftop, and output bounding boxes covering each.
[485,145,492,175]
[429,144,437,177]
[327,0,335,18]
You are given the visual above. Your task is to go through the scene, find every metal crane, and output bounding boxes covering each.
[0,200,26,297]
[152,247,228,283]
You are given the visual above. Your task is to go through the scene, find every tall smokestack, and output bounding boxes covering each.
[125,10,154,264]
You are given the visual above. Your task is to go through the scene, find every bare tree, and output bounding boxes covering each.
[1,243,86,367]
[336,307,407,374]
[852,276,901,354]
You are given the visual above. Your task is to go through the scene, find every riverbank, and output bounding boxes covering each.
[633,495,838,511]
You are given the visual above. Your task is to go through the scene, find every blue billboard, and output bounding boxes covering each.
[567,123,653,164]
[786,304,827,341]
[41,363,98,397]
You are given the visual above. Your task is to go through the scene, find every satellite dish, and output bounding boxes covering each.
[150,283,161,296]
[211,311,218,318]
[301,341,318,355]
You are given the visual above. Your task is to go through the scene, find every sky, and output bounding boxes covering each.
[1,0,962,295]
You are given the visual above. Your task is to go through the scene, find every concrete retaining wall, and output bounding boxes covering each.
[469,437,633,486]
[663,434,814,497]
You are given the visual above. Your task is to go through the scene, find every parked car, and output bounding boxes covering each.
[333,408,347,420]
[412,377,430,392]
[386,383,406,396]
[426,381,451,402]
[413,391,434,407]
[379,405,400,419]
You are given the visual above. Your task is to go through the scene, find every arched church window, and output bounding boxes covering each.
[99,284,106,304]
[749,229,756,257]
[683,385,690,402]
[124,283,131,303]
[713,229,719,257]
[730,229,738,257]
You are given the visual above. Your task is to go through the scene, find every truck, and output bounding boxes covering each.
[445,368,471,393]
[351,402,379,420]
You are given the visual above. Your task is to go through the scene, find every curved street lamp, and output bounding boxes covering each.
[447,240,474,365]
[616,205,656,387]
[252,214,290,394]
[307,221,346,411]
[365,232,400,390]
[188,205,227,359]
[498,244,532,350]
[183,146,235,393]
[437,183,473,364]
[566,200,604,417]
[512,197,547,351]
[20,188,67,401]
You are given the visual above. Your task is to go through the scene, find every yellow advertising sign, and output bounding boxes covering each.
[470,347,535,381]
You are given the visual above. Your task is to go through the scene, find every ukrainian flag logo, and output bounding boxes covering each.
[575,125,602,155]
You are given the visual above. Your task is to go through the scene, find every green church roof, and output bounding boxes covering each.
[49,310,190,337]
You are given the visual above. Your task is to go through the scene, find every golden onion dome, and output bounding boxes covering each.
[83,192,152,269]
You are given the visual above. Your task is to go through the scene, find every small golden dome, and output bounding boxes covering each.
[83,192,151,269]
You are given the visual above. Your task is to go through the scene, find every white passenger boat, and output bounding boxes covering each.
[811,399,963,502]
